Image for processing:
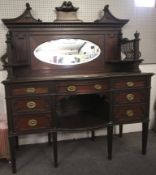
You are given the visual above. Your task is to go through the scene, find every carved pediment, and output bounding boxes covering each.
[95,5,129,27]
[2,3,41,25]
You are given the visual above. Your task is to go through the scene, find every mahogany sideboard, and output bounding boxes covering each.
[1,3,153,173]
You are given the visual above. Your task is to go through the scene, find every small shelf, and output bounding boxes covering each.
[106,59,143,72]
[107,59,143,63]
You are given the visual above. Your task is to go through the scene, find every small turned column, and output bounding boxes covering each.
[5,32,14,79]
[133,31,140,60]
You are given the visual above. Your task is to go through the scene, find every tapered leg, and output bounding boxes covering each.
[107,124,113,160]
[48,132,52,144]
[52,132,58,167]
[91,130,95,141]
[15,136,19,149]
[119,124,123,137]
[142,122,149,155]
[9,136,16,173]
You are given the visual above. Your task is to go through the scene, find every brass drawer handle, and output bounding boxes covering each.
[67,85,77,92]
[126,110,134,117]
[26,87,36,93]
[94,84,102,90]
[28,119,38,127]
[126,81,134,87]
[126,94,135,101]
[26,101,37,109]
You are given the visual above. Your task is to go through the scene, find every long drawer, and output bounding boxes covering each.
[56,80,109,94]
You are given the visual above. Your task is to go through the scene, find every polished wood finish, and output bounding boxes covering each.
[1,3,153,173]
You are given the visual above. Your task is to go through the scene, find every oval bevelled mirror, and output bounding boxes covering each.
[34,39,101,65]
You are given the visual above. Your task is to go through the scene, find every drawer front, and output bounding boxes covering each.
[12,97,50,114]
[14,114,51,132]
[113,90,146,104]
[113,104,146,123]
[56,81,109,94]
[11,85,49,96]
[112,78,146,89]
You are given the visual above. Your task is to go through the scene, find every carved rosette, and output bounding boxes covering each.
[0,52,8,69]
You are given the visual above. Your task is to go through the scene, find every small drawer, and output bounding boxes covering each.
[11,84,49,96]
[112,78,146,89]
[113,104,146,123]
[14,114,51,132]
[12,97,50,114]
[113,90,146,104]
[56,81,109,94]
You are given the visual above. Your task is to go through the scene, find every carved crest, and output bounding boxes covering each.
[55,1,79,12]
[54,1,82,22]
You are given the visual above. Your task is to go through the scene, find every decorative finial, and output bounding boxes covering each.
[134,31,140,39]
[26,3,31,10]
[104,5,109,12]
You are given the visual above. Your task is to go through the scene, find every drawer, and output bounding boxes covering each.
[12,97,50,114]
[11,84,49,96]
[112,90,146,104]
[56,80,109,94]
[113,104,146,123]
[14,114,51,132]
[112,78,146,89]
